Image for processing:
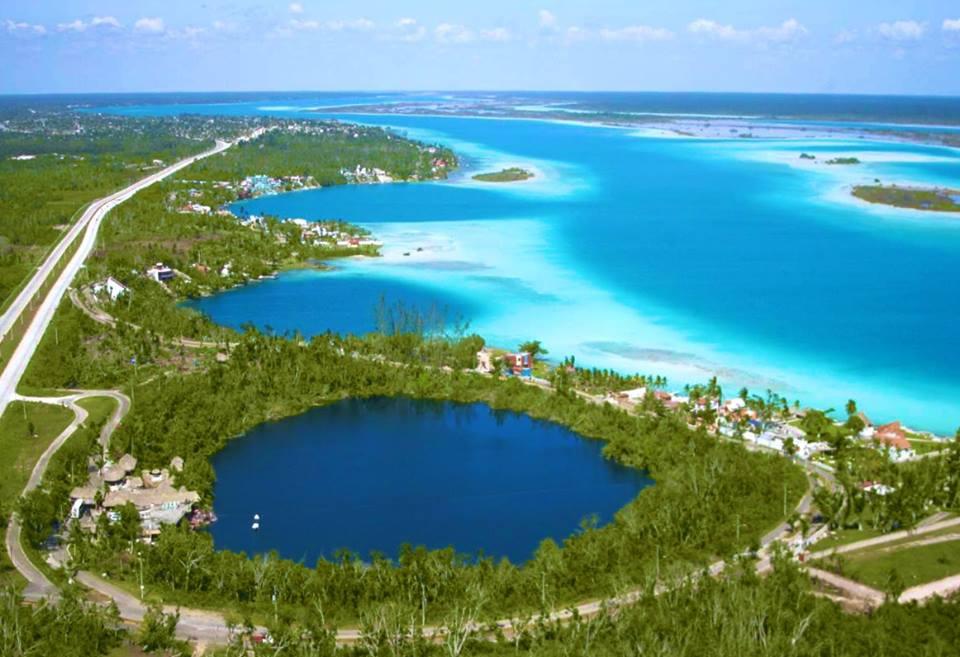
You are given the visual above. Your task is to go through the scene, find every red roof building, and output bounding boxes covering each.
[874,421,911,451]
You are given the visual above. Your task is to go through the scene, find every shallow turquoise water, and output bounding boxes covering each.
[111,98,960,434]
[210,397,651,563]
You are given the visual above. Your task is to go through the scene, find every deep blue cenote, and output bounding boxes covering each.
[209,397,651,563]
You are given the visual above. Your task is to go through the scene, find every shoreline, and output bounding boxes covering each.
[199,120,960,437]
[315,107,960,150]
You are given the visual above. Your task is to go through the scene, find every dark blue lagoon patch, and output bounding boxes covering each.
[209,397,651,564]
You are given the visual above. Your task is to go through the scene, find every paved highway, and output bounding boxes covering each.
[0,133,257,421]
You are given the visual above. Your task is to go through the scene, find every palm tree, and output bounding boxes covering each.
[518,340,548,364]
[845,399,858,418]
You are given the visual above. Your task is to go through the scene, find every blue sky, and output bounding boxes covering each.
[2,1,960,95]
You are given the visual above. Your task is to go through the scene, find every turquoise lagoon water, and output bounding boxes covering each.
[111,99,960,434]
[209,397,651,563]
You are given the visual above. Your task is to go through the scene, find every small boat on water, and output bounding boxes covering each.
[252,522,260,531]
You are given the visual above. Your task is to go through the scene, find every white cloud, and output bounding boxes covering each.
[756,18,807,42]
[394,17,426,42]
[288,18,321,30]
[435,23,474,44]
[480,27,512,42]
[57,19,87,32]
[56,16,121,33]
[943,18,960,32]
[327,18,375,32]
[877,20,925,41]
[599,24,673,42]
[4,19,46,35]
[134,17,165,34]
[833,29,857,45]
[538,10,557,29]
[688,18,739,40]
[289,3,304,14]
[688,17,807,44]
[91,16,121,29]
[562,26,589,44]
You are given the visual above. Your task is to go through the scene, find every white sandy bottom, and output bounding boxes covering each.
[333,216,959,435]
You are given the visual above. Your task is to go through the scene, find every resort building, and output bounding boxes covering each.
[69,454,200,541]
[145,262,175,283]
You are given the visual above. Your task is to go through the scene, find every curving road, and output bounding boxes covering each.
[6,390,129,601]
[0,130,256,603]
[7,369,814,644]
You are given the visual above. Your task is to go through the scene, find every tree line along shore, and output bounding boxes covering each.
[1,101,959,656]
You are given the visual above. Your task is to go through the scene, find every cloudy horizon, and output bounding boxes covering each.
[2,1,959,95]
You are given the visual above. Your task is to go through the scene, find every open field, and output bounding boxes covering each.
[838,538,960,590]
[77,395,118,427]
[0,400,74,585]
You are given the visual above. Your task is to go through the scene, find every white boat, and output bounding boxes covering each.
[251,522,260,531]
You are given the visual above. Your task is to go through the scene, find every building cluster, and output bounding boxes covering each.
[285,218,381,248]
[340,165,394,184]
[236,174,318,199]
[857,418,916,462]
[69,454,202,541]
[476,349,534,378]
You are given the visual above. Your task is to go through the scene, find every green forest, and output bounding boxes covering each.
[188,124,457,186]
[3,104,960,656]
[0,109,267,306]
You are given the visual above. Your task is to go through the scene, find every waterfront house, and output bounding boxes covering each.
[874,421,911,451]
[69,455,200,542]
[504,352,532,377]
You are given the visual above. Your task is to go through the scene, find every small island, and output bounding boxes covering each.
[852,184,960,212]
[472,167,535,182]
[825,156,861,165]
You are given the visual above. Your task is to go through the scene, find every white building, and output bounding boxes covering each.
[146,263,175,283]
[620,387,648,402]
[92,276,129,301]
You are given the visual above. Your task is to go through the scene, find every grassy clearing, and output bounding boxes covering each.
[77,396,118,427]
[813,527,886,552]
[0,400,74,585]
[839,538,960,590]
[0,401,75,506]
[814,519,959,554]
